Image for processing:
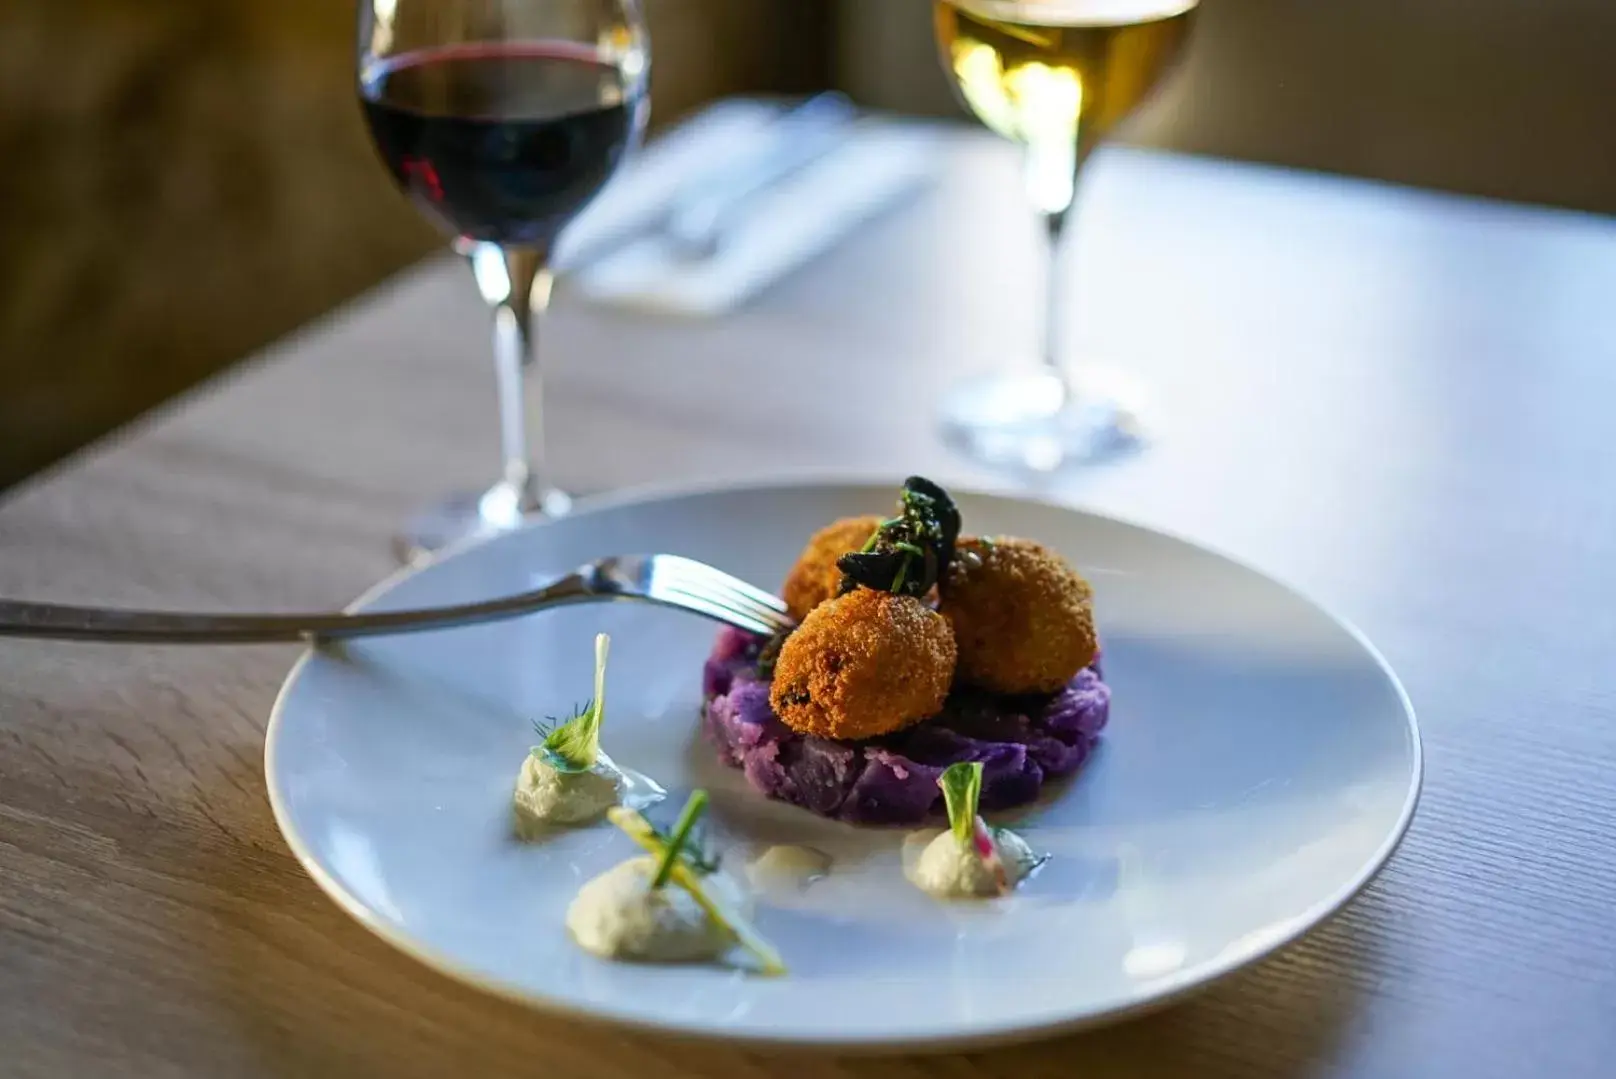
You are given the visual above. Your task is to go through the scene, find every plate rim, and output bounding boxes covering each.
[263,472,1423,1051]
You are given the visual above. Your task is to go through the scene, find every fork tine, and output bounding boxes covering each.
[654,557,795,633]
[685,584,794,635]
[652,586,777,636]
[669,569,793,629]
[692,564,791,616]
[659,556,791,615]
[653,574,778,625]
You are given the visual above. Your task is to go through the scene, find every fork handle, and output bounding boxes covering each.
[0,574,596,644]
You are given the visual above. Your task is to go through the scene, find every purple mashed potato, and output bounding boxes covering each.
[701,626,1109,825]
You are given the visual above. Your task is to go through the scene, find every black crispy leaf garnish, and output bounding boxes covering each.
[835,476,961,598]
[904,475,962,556]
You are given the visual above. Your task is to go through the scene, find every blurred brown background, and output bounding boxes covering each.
[2,0,1613,492]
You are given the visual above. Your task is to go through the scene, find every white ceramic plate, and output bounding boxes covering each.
[266,480,1420,1050]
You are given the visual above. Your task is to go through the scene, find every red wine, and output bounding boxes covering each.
[361,43,639,246]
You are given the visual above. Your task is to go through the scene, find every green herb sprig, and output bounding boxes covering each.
[938,761,1012,894]
[532,633,610,773]
[651,790,711,888]
[939,761,984,845]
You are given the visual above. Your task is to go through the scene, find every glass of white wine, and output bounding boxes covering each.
[933,0,1197,470]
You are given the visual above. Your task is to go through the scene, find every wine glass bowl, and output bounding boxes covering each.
[932,0,1196,471]
[357,0,648,559]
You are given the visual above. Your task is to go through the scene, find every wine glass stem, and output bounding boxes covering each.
[1040,205,1073,406]
[1029,130,1099,409]
[467,242,558,518]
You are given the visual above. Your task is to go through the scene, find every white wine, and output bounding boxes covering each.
[928,2,1192,467]
[934,0,1197,150]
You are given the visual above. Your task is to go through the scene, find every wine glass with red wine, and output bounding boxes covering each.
[357,0,648,559]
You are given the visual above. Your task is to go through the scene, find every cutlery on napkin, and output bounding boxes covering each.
[552,96,942,316]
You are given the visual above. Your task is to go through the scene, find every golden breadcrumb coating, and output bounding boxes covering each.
[770,588,956,740]
[941,536,1097,695]
[780,515,883,620]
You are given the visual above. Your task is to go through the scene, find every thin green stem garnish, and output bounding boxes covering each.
[939,761,984,846]
[534,633,609,773]
[651,791,709,889]
[607,804,787,976]
[858,521,895,554]
[890,558,908,596]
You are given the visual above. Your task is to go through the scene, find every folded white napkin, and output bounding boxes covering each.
[551,98,941,317]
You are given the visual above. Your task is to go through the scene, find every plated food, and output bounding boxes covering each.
[269,478,1422,1047]
[906,761,1044,899]
[566,792,785,974]
[518,478,1106,972]
[512,633,664,835]
[704,477,1110,824]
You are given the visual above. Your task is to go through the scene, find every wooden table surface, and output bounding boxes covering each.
[4,132,1615,1078]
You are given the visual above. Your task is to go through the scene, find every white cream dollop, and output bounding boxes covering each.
[907,828,1037,900]
[566,856,751,963]
[512,753,622,833]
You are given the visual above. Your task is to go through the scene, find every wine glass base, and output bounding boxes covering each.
[392,483,573,565]
[938,369,1147,473]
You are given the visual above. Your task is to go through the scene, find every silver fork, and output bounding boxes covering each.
[0,554,795,645]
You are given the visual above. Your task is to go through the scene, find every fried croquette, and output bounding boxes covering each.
[770,588,956,741]
[942,537,1098,695]
[780,515,883,620]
